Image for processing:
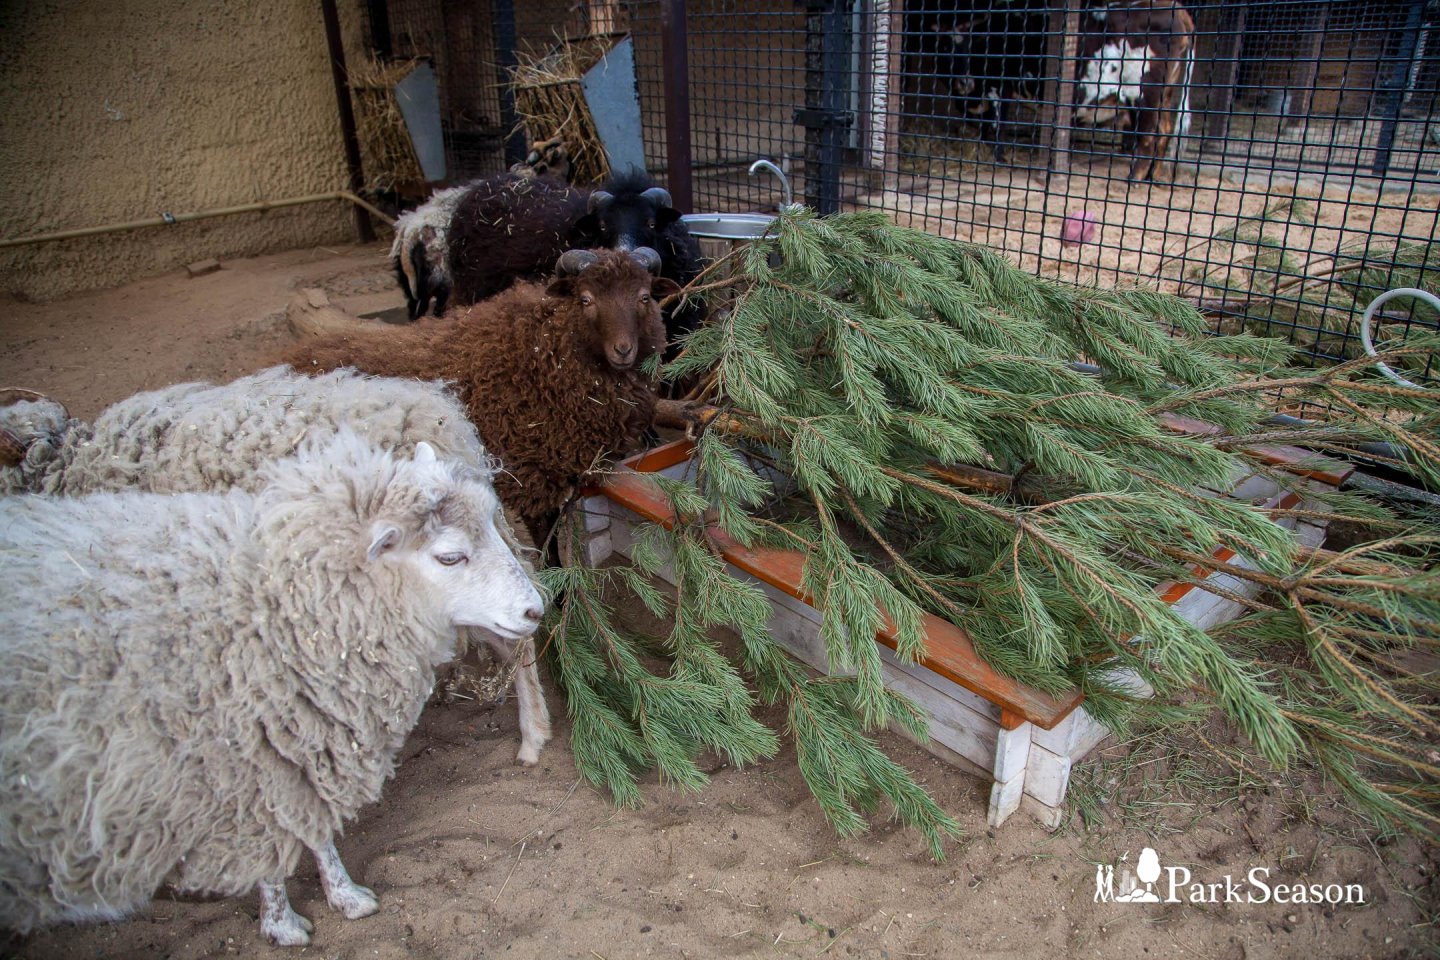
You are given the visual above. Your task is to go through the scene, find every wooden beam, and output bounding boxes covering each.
[595,440,1086,730]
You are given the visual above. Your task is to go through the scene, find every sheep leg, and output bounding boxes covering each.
[476,629,551,764]
[510,637,552,766]
[430,280,451,318]
[313,840,379,920]
[259,880,314,947]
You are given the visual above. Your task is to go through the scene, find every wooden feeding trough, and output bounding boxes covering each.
[579,436,1349,829]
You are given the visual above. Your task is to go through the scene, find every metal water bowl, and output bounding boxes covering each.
[679,212,777,241]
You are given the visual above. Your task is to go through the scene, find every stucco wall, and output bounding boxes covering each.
[0,1,368,301]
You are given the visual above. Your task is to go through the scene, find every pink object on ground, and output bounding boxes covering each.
[1061,211,1097,247]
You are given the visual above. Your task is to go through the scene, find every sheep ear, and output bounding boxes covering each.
[651,278,682,300]
[545,277,575,298]
[414,441,437,465]
[367,525,402,562]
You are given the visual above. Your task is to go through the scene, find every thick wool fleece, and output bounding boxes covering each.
[0,367,488,497]
[0,399,77,495]
[390,184,470,282]
[286,254,664,541]
[0,433,473,932]
[445,173,592,306]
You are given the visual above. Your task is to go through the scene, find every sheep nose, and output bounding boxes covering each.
[523,606,543,624]
[612,343,635,361]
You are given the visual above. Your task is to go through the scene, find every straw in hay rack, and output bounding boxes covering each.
[349,55,426,194]
[508,36,618,186]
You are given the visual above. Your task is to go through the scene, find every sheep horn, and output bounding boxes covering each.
[640,187,673,210]
[630,247,662,275]
[555,250,600,276]
[587,190,614,213]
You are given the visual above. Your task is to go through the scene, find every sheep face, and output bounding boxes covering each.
[576,171,682,254]
[546,254,676,372]
[369,443,543,656]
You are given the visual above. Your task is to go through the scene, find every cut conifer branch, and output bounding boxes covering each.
[546,208,1437,846]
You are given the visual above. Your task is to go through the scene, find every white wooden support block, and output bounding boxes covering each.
[1067,708,1113,760]
[584,530,614,567]
[1020,795,1066,830]
[1023,743,1074,808]
[988,719,1032,828]
[576,495,615,565]
[579,494,611,533]
[1030,710,1081,756]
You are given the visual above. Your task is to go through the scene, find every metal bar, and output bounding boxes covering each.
[1373,0,1427,177]
[321,0,374,243]
[801,0,851,214]
[660,0,695,211]
[493,0,525,168]
[0,192,396,250]
[365,0,392,60]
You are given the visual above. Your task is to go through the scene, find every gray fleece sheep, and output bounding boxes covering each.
[0,430,543,945]
[0,366,551,765]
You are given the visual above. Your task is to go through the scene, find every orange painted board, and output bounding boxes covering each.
[598,467,1085,729]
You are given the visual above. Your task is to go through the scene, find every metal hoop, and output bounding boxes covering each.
[1360,287,1440,390]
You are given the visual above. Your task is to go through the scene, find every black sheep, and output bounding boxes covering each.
[445,174,592,306]
[574,170,706,352]
[445,170,705,352]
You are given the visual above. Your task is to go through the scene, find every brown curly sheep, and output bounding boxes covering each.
[286,249,679,555]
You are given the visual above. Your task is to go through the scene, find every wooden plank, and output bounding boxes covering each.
[1019,795,1065,830]
[596,467,1086,729]
[988,776,1027,828]
[1156,414,1354,486]
[993,721,1034,784]
[1023,743,1074,808]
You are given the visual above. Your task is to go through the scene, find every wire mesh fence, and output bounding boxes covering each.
[364,0,1439,381]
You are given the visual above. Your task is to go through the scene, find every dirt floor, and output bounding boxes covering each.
[1,244,1436,960]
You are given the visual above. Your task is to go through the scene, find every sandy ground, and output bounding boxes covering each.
[0,245,1435,960]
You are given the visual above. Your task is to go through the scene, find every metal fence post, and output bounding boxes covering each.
[321,0,373,243]
[493,0,525,169]
[365,0,392,60]
[800,0,852,214]
[660,0,695,211]
[1373,0,1428,177]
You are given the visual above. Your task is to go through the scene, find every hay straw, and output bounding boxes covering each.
[349,55,426,193]
[508,37,618,186]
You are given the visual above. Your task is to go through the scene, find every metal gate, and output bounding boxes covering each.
[362,0,1440,372]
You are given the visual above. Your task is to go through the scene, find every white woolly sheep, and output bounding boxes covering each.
[391,184,471,320]
[0,431,543,945]
[0,366,552,766]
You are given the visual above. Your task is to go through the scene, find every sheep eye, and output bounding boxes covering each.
[639,293,651,304]
[647,219,656,230]
[580,295,594,306]
[436,552,468,566]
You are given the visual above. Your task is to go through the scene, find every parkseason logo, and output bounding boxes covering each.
[1093,847,1366,906]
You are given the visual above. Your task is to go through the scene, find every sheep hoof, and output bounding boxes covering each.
[330,883,380,920]
[517,744,541,766]
[262,910,314,947]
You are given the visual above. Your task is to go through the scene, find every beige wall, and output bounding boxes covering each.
[0,1,368,302]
